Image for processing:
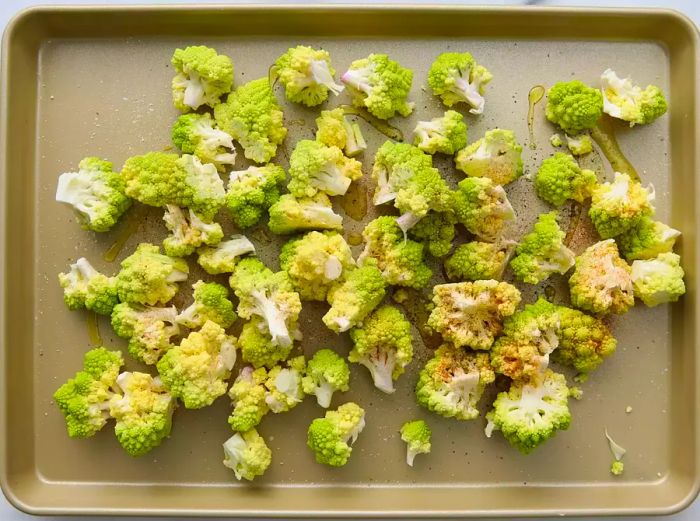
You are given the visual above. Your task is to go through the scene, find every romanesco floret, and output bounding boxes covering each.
[550,133,563,147]
[171,112,236,171]
[323,259,386,333]
[55,157,131,232]
[238,318,293,369]
[214,77,287,164]
[427,52,492,114]
[415,344,495,420]
[279,231,355,301]
[341,54,414,120]
[176,280,237,329]
[400,420,431,467]
[616,217,680,261]
[486,369,571,454]
[510,212,576,284]
[53,347,123,438]
[268,193,343,235]
[274,45,344,107]
[315,108,367,157]
[453,177,515,242]
[226,164,286,229]
[569,239,634,315]
[228,366,270,432]
[589,172,655,238]
[58,257,118,315]
[223,429,272,481]
[545,80,603,133]
[197,234,256,275]
[176,154,226,221]
[444,241,515,281]
[156,320,237,409]
[121,152,190,208]
[349,305,413,394]
[534,152,597,207]
[601,69,667,126]
[427,280,521,350]
[115,243,189,306]
[109,371,175,457]
[161,205,223,258]
[407,211,457,258]
[264,356,306,413]
[413,110,467,155]
[611,460,625,476]
[631,252,686,307]
[229,258,302,348]
[301,349,350,408]
[171,45,233,111]
[307,402,366,467]
[111,302,180,365]
[287,140,363,198]
[566,134,593,156]
[455,129,524,186]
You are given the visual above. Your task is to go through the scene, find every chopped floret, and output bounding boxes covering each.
[171,112,236,171]
[176,281,237,329]
[545,80,604,133]
[444,240,515,281]
[226,164,287,229]
[161,205,223,257]
[552,306,617,375]
[400,420,431,467]
[268,193,343,235]
[301,349,350,408]
[616,217,680,261]
[228,366,270,432]
[600,69,667,126]
[307,402,366,467]
[264,356,306,413]
[611,460,625,476]
[120,152,190,209]
[453,177,515,242]
[455,129,523,186]
[274,45,344,106]
[111,303,180,365]
[535,152,597,207]
[197,234,256,275]
[176,154,226,221]
[315,108,367,157]
[407,211,457,258]
[238,318,293,369]
[287,140,363,198]
[58,257,119,315]
[427,52,492,114]
[550,134,563,147]
[222,429,272,481]
[413,110,468,155]
[565,134,593,156]
[589,172,655,238]
[631,252,686,307]
[171,45,233,111]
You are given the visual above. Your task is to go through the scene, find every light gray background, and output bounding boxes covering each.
[0,0,697,520]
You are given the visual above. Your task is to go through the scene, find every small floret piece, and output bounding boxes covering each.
[455,129,523,185]
[116,243,189,306]
[427,280,521,350]
[223,429,272,481]
[611,460,625,475]
[550,134,563,147]
[600,69,667,126]
[226,164,286,229]
[280,231,355,301]
[341,54,414,120]
[545,80,603,133]
[109,371,175,457]
[589,172,655,239]
[453,177,515,242]
[53,347,123,438]
[349,305,413,394]
[156,321,237,409]
[55,157,131,232]
[268,193,343,235]
[400,420,431,467]
[616,217,680,261]
[407,211,456,258]
[631,253,686,307]
[264,356,306,413]
[307,402,366,467]
[214,77,287,164]
[566,134,593,156]
[171,45,233,111]
[510,212,576,284]
[535,152,597,207]
[171,113,236,171]
[413,110,467,155]
[315,108,367,157]
[302,349,350,408]
[569,239,634,315]
[323,259,386,333]
[274,45,344,107]
[197,235,256,275]
[111,302,180,365]
[444,241,514,281]
[415,344,495,420]
[228,366,270,432]
[287,140,363,198]
[427,52,492,114]
[58,257,118,315]
[176,281,236,329]
[238,318,292,369]
[162,205,223,257]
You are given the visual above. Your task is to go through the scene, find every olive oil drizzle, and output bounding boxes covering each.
[590,115,639,181]
[340,105,404,142]
[527,85,546,150]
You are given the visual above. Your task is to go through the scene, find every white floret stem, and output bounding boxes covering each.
[450,72,485,115]
[406,447,418,467]
[75,257,100,281]
[372,166,397,205]
[251,290,292,347]
[324,256,343,281]
[396,212,421,235]
[315,165,352,196]
[214,152,237,166]
[197,123,235,150]
[314,378,334,408]
[175,302,199,328]
[183,71,206,109]
[303,205,343,229]
[360,352,396,395]
[222,433,247,481]
[310,60,345,95]
[343,119,366,157]
[341,67,373,95]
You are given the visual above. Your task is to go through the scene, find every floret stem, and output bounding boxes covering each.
[359,350,396,394]
[310,60,345,95]
[373,166,397,205]
[75,257,100,280]
[396,212,421,234]
[341,67,373,95]
[343,120,367,157]
[183,71,205,108]
[450,71,484,115]
[324,256,343,281]
[314,164,352,196]
[250,290,292,347]
[313,377,334,408]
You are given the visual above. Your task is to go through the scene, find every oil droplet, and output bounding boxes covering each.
[103,206,144,262]
[87,311,102,346]
[590,115,639,181]
[527,85,546,150]
[347,232,363,246]
[339,181,368,222]
[340,105,403,142]
[564,200,583,247]
[393,288,442,350]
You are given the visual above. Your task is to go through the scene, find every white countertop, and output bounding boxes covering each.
[1,0,698,519]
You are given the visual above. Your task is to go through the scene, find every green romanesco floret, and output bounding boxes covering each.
[176,280,237,329]
[455,129,524,186]
[111,302,180,365]
[453,177,515,242]
[53,347,123,438]
[109,371,175,457]
[229,258,302,348]
[569,239,634,315]
[55,157,131,232]
[427,280,521,350]
[176,154,226,221]
[307,402,366,467]
[315,108,367,157]
[427,52,493,114]
[223,429,272,481]
[226,164,286,229]
[407,211,457,258]
[535,152,597,207]
[341,54,414,120]
[268,193,343,235]
[323,259,386,333]
[58,257,119,315]
[228,366,270,432]
[415,344,495,421]
[264,356,306,413]
[171,112,236,172]
[611,460,625,476]
[197,234,256,275]
[156,320,237,409]
[545,80,604,133]
[400,420,431,467]
[601,69,667,126]
[214,77,287,164]
[616,217,680,261]
[279,231,355,301]
[413,110,467,155]
[444,240,515,281]
[171,45,233,111]
[115,243,189,306]
[566,134,593,156]
[302,349,350,408]
[485,369,571,454]
[287,139,363,198]
[238,318,293,369]
[631,252,686,307]
[589,172,655,239]
[550,133,563,147]
[161,205,223,257]
[510,212,576,284]
[349,305,413,394]
[274,45,344,107]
